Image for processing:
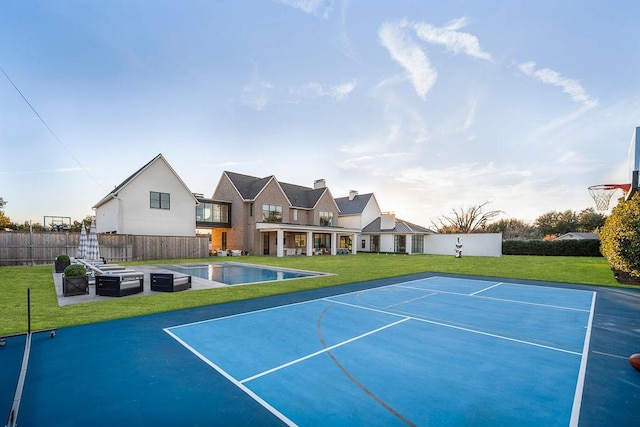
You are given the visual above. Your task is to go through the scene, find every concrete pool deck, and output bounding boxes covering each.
[53,262,328,306]
[53,264,226,306]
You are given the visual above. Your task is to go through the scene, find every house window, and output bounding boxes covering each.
[361,239,366,249]
[292,209,298,221]
[412,235,424,253]
[319,211,334,226]
[196,202,229,223]
[221,232,227,250]
[370,235,379,252]
[250,203,253,217]
[394,235,406,253]
[150,192,170,209]
[262,204,283,223]
[293,233,306,247]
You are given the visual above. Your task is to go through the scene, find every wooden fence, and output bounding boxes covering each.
[0,231,211,266]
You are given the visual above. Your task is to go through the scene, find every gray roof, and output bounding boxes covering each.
[362,217,435,234]
[556,232,599,240]
[225,171,326,209]
[225,171,273,200]
[335,193,374,215]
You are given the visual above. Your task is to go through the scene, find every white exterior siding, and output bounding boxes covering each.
[94,155,197,236]
[95,198,120,233]
[361,196,382,228]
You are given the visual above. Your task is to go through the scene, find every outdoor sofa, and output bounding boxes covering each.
[150,273,192,292]
[95,272,144,297]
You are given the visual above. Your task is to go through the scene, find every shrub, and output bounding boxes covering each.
[63,264,87,277]
[600,193,640,278]
[56,254,70,263]
[502,239,602,256]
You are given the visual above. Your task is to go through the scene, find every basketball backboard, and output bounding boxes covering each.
[43,215,72,231]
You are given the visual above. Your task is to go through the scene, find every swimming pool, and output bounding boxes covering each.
[161,263,321,285]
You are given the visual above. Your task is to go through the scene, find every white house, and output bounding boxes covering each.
[93,154,199,236]
[335,191,436,254]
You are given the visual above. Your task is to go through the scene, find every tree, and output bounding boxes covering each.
[0,197,10,228]
[485,218,538,239]
[432,201,503,233]
[600,193,640,279]
[577,208,606,232]
[534,210,580,237]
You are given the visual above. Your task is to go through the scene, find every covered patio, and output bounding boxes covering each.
[255,223,359,257]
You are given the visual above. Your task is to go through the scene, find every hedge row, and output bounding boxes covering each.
[502,239,602,257]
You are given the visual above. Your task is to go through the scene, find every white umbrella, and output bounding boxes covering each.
[86,220,101,261]
[76,224,88,258]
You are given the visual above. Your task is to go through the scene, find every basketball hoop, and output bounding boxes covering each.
[588,184,631,211]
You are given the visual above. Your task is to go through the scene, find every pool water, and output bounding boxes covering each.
[162,263,320,285]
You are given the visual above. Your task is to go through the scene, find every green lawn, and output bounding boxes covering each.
[0,254,624,336]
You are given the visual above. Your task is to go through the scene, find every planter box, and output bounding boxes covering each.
[63,275,89,296]
[55,260,71,273]
[611,269,640,286]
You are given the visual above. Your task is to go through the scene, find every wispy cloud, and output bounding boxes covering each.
[518,61,599,109]
[410,17,492,61]
[275,0,333,17]
[288,79,357,103]
[379,17,490,99]
[241,65,273,111]
[378,21,436,99]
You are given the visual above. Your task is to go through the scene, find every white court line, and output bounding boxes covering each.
[325,298,584,356]
[397,283,591,313]
[239,317,411,383]
[383,291,438,309]
[569,291,596,427]
[470,282,503,295]
[163,328,298,427]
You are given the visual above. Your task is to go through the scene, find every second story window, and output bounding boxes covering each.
[150,191,170,209]
[262,204,283,223]
[319,211,334,226]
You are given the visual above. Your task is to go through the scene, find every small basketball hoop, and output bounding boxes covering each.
[588,184,631,211]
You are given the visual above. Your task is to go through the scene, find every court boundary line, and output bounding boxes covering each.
[239,317,411,383]
[163,328,298,427]
[397,283,592,313]
[325,298,584,356]
[569,291,597,427]
[470,282,504,295]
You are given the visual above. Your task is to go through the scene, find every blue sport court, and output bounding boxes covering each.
[2,273,639,426]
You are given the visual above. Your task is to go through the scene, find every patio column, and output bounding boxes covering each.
[306,231,313,256]
[406,235,413,254]
[331,232,337,255]
[351,233,358,254]
[276,229,284,257]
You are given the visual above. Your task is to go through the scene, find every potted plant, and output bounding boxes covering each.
[62,264,89,296]
[55,254,71,273]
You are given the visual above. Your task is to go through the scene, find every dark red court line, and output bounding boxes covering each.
[316,305,417,427]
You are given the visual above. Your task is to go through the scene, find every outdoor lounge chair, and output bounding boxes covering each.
[95,272,144,297]
[150,273,192,292]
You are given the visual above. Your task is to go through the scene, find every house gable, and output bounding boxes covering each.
[93,154,198,236]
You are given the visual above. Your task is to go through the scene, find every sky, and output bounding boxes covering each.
[2,0,640,229]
